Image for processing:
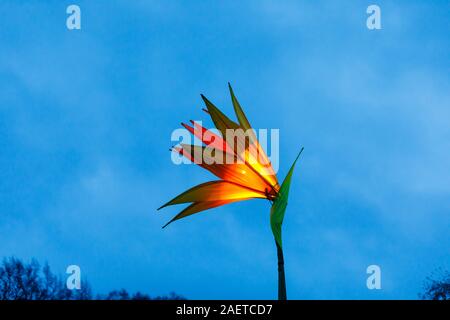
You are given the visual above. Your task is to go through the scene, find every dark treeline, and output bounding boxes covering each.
[420,269,450,300]
[0,257,185,300]
[2,256,448,300]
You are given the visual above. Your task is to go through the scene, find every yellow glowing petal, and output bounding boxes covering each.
[158,181,266,210]
[224,130,279,192]
[228,84,279,189]
[243,146,279,191]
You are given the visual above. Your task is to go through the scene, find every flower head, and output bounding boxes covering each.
[159,84,302,248]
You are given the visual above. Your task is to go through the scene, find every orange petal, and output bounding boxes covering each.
[176,144,273,193]
[243,145,279,192]
[181,121,234,154]
[158,181,266,210]
[191,121,235,154]
[162,199,244,228]
[223,129,279,192]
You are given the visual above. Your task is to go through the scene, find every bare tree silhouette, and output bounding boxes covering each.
[0,257,184,300]
[420,269,449,300]
[0,257,91,300]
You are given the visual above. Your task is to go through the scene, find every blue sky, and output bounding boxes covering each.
[0,1,449,299]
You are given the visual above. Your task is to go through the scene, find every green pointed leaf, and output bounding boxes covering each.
[200,94,239,139]
[228,83,251,131]
[270,148,304,248]
[228,83,259,148]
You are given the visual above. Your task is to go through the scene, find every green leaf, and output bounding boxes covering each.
[270,148,304,248]
[200,94,239,139]
[228,83,251,131]
[228,82,259,148]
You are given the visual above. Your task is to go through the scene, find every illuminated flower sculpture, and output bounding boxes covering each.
[159,84,303,300]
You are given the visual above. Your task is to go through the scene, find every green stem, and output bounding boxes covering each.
[276,241,287,300]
